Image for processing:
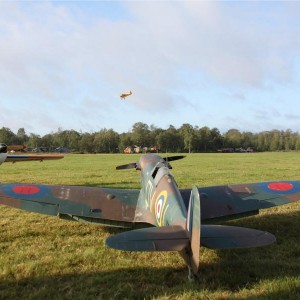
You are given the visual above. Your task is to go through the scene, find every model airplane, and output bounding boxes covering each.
[120,91,132,100]
[0,143,64,165]
[0,153,299,279]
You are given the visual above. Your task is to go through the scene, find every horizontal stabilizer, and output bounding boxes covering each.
[201,225,276,249]
[106,225,189,251]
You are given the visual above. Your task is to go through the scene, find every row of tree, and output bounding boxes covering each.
[1,123,300,153]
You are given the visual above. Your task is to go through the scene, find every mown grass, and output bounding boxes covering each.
[0,153,299,299]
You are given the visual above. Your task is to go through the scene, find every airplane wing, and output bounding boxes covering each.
[5,155,64,163]
[180,180,300,222]
[0,183,143,228]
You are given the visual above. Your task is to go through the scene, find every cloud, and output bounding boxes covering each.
[1,3,297,89]
[1,2,300,134]
[284,113,300,120]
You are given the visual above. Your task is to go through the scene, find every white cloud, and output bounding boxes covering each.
[1,1,300,134]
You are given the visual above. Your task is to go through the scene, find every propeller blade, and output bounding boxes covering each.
[116,162,137,170]
[116,155,185,170]
[163,155,185,162]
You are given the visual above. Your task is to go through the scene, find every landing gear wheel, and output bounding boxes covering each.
[188,267,199,282]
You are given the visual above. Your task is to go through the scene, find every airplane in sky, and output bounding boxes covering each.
[0,153,299,279]
[120,90,132,100]
[0,143,64,165]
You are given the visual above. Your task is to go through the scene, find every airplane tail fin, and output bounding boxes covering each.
[106,186,201,278]
[180,186,201,276]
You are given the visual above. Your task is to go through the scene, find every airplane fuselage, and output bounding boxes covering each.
[136,154,187,228]
[120,91,132,99]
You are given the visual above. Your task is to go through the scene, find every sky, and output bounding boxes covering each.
[1,1,300,136]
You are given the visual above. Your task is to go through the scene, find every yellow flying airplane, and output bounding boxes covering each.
[120,91,132,100]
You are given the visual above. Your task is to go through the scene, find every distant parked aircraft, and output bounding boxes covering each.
[0,143,63,165]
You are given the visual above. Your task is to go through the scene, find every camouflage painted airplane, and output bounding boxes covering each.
[0,143,63,164]
[120,90,132,100]
[0,151,299,279]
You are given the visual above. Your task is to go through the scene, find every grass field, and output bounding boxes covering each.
[0,153,299,299]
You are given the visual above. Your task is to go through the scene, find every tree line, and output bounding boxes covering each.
[1,123,300,153]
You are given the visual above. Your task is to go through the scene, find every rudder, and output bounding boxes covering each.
[180,186,201,276]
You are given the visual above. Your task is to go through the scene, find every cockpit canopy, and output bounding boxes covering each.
[0,143,7,154]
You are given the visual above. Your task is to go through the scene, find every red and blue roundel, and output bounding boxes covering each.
[155,190,168,226]
[257,181,300,195]
[2,184,50,199]
[267,182,293,191]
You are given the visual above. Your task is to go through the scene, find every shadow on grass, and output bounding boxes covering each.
[1,209,299,299]
[1,262,299,300]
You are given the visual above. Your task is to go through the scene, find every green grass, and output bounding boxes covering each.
[0,153,300,299]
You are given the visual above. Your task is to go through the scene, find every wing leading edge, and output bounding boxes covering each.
[180,180,300,222]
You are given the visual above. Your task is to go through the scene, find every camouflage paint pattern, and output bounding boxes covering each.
[180,181,300,222]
